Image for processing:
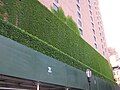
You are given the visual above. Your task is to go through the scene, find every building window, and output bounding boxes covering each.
[103,51,105,56]
[98,22,100,25]
[78,19,82,27]
[89,5,91,9]
[98,11,100,15]
[77,0,79,3]
[92,29,95,34]
[102,45,104,49]
[101,39,103,42]
[77,11,81,19]
[79,28,83,35]
[90,16,93,21]
[91,22,94,28]
[94,36,96,41]
[99,27,100,30]
[94,2,96,5]
[53,3,58,11]
[94,43,97,49]
[55,0,59,3]
[95,7,97,9]
[97,16,99,20]
[103,37,104,40]
[77,4,80,11]
[89,10,92,15]
[88,0,90,4]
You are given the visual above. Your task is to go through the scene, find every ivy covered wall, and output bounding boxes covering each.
[0,0,113,81]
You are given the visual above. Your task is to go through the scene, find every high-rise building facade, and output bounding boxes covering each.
[39,0,108,59]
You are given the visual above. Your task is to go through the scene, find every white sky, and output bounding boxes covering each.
[98,0,120,56]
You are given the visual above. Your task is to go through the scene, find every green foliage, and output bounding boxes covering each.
[51,7,80,35]
[0,15,3,19]
[66,16,79,35]
[0,0,6,14]
[51,7,66,22]
[0,0,114,81]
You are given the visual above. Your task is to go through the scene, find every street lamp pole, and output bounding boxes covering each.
[86,69,92,90]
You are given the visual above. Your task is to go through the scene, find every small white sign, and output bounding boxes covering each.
[48,67,52,73]
[86,69,92,78]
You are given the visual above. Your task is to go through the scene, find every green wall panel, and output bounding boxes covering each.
[0,36,36,80]
[0,35,86,89]
[34,52,67,86]
[95,77,114,90]
[66,65,88,89]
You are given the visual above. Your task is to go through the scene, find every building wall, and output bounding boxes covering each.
[113,69,120,85]
[108,47,120,66]
[39,0,108,59]
[108,47,120,85]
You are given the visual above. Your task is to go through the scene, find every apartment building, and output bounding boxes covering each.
[39,0,108,59]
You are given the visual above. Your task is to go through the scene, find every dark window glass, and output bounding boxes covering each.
[89,10,92,15]
[88,0,90,4]
[78,19,82,27]
[77,11,81,18]
[89,5,91,9]
[77,4,80,11]
[53,3,58,11]
[94,43,97,49]
[92,29,95,34]
[103,51,105,55]
[91,22,94,28]
[79,28,83,35]
[77,0,79,3]
[94,36,96,41]
[90,16,93,21]
[55,0,59,3]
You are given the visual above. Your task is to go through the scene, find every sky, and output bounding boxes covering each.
[98,0,120,56]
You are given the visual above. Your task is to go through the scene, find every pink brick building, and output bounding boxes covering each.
[38,0,108,60]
